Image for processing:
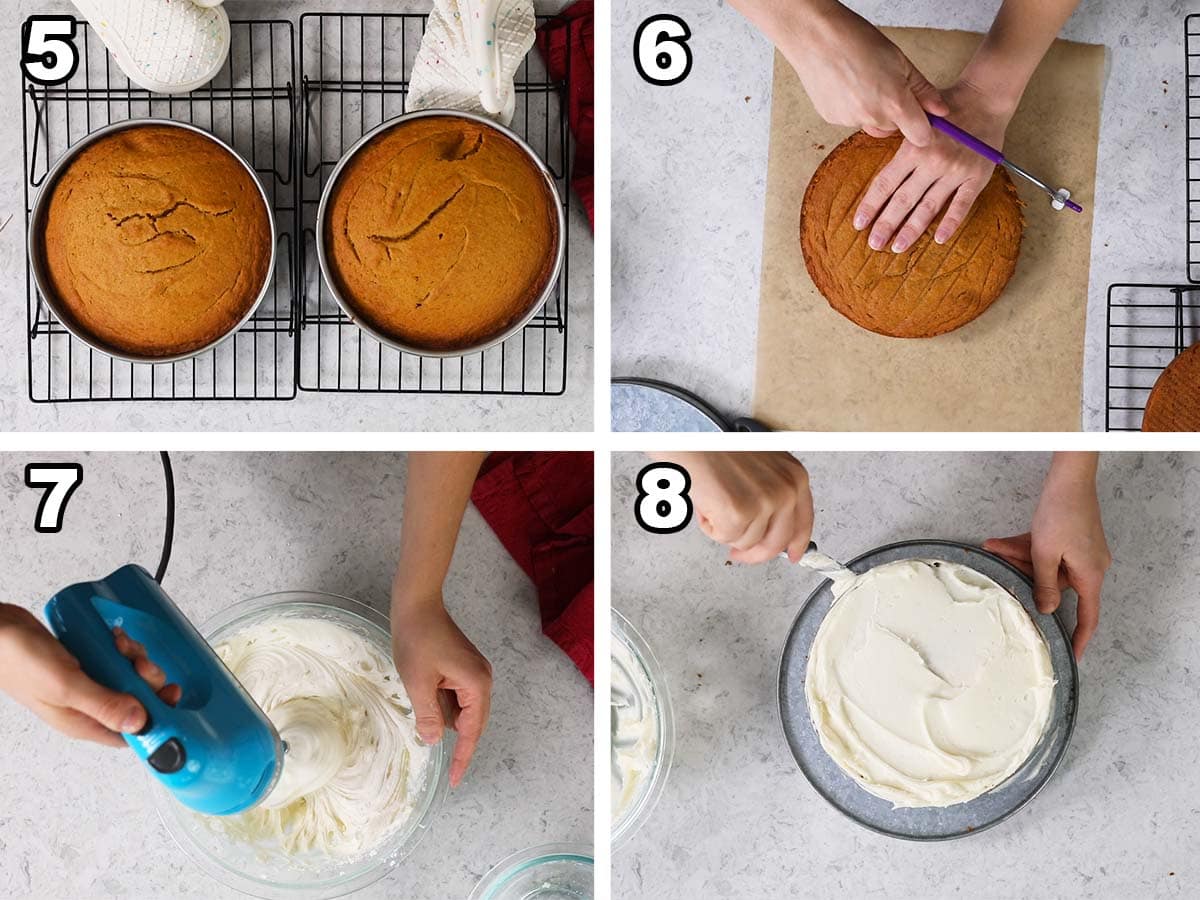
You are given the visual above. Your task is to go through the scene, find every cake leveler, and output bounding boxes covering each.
[928,114,1083,213]
[44,563,284,815]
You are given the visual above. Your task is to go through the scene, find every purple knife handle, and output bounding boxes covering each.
[928,114,1005,165]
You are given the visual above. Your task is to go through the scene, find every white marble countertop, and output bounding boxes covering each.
[0,451,592,899]
[612,451,1199,897]
[613,0,1183,431]
[0,0,593,433]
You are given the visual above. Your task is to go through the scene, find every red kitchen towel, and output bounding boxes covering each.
[536,2,594,229]
[472,451,594,684]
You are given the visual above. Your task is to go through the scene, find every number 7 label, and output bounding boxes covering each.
[25,463,84,534]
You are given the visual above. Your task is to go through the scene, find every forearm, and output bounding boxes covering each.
[959,0,1081,118]
[1046,451,1099,488]
[728,0,845,52]
[393,452,488,614]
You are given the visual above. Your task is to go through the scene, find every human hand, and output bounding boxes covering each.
[853,80,1013,253]
[0,605,180,747]
[391,597,492,788]
[652,452,814,565]
[775,3,948,147]
[984,454,1111,660]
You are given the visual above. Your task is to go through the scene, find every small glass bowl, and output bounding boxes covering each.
[152,591,449,899]
[468,843,594,899]
[611,610,675,851]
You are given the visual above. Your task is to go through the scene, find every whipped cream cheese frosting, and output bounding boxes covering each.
[806,559,1054,808]
[611,631,659,826]
[212,617,431,858]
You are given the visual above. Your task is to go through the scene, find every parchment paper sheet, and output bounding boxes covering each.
[752,28,1105,431]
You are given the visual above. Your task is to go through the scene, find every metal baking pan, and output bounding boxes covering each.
[27,118,278,366]
[778,539,1078,841]
[315,109,567,359]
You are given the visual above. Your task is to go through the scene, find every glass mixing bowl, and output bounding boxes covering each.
[468,843,594,900]
[611,610,674,851]
[152,591,449,899]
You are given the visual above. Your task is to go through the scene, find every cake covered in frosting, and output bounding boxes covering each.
[324,115,559,353]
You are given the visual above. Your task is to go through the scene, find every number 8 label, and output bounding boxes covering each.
[635,463,693,534]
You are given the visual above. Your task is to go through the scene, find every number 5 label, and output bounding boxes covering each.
[635,463,693,534]
[634,15,693,86]
[25,463,83,534]
[21,16,80,87]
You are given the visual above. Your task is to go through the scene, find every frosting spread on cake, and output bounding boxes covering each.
[806,558,1054,808]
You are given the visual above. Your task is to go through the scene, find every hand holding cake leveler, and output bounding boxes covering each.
[929,114,1084,213]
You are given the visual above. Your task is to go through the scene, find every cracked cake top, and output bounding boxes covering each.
[41,123,273,359]
[323,115,559,353]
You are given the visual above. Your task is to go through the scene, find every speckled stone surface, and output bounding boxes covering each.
[0,0,592,433]
[0,452,592,899]
[613,1,1184,431]
[612,451,1200,897]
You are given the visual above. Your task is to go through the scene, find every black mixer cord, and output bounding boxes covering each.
[154,451,175,585]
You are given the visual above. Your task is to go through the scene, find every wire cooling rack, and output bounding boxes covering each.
[298,12,571,395]
[20,18,298,403]
[1105,284,1199,430]
[1104,15,1200,429]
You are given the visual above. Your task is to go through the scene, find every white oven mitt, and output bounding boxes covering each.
[408,0,535,126]
[71,0,231,95]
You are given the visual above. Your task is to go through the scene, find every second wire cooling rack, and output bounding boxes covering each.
[297,12,572,397]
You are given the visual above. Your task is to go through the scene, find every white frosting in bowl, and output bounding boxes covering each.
[611,633,658,825]
[212,617,431,858]
[805,558,1055,809]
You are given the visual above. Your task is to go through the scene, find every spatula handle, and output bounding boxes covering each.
[928,114,1005,166]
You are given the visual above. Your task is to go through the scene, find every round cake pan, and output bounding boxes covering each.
[611,609,675,851]
[468,843,593,900]
[315,109,566,359]
[28,118,278,366]
[777,539,1078,841]
[153,591,449,900]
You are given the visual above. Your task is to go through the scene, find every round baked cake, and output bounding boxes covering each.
[41,123,273,359]
[800,132,1025,339]
[1142,343,1200,432]
[324,115,559,353]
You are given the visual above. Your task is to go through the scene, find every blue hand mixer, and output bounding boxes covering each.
[44,563,284,815]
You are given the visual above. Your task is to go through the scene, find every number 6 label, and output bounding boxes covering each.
[21,16,80,87]
[634,15,693,86]
[635,463,693,534]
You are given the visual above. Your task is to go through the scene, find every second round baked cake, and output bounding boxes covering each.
[1142,343,1200,432]
[41,123,274,359]
[323,115,560,353]
[800,132,1025,339]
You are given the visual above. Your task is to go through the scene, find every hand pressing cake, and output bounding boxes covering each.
[323,116,559,353]
[800,132,1025,339]
[41,123,273,359]
[1142,343,1200,432]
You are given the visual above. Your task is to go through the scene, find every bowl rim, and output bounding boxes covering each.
[610,608,675,852]
[314,108,568,359]
[27,117,279,366]
[153,590,450,900]
[467,842,594,900]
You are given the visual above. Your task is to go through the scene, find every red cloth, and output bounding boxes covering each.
[536,2,594,229]
[472,452,594,684]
